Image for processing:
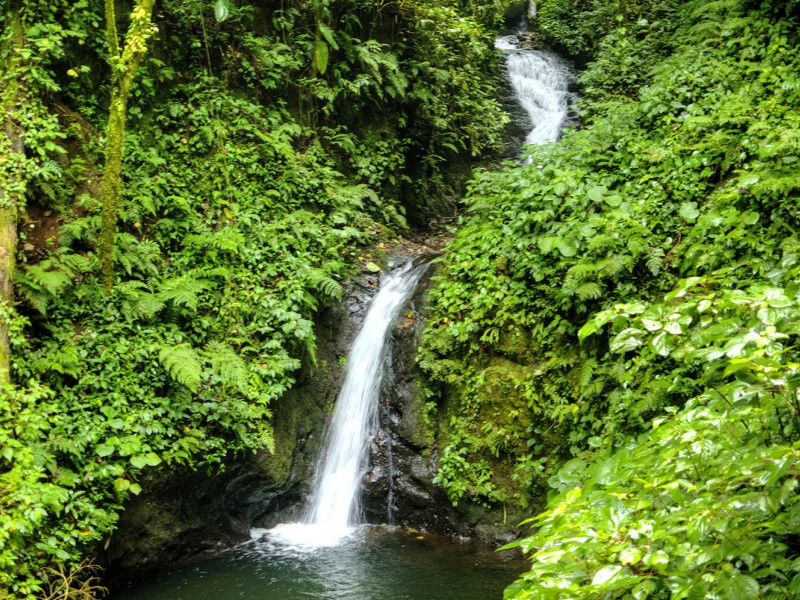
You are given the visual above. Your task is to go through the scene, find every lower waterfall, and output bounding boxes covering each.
[269,259,431,548]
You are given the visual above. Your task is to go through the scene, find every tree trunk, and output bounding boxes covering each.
[0,5,25,388]
[0,139,22,388]
[99,0,157,291]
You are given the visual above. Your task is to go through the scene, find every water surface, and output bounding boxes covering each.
[114,528,525,600]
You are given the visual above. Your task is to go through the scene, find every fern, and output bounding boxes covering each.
[646,248,665,276]
[579,358,597,390]
[185,228,245,256]
[132,292,166,320]
[608,359,631,385]
[204,341,249,394]
[596,254,632,278]
[158,274,213,309]
[753,175,800,199]
[577,282,603,300]
[685,20,721,41]
[720,143,742,175]
[190,266,232,280]
[157,343,203,393]
[31,342,81,377]
[115,233,160,277]
[303,334,318,368]
[258,425,276,454]
[59,215,101,246]
[115,281,165,321]
[690,0,744,14]
[631,379,672,418]
[565,262,597,281]
[16,260,75,314]
[307,268,343,301]
[36,159,63,180]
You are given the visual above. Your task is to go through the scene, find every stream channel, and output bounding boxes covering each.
[113,9,574,599]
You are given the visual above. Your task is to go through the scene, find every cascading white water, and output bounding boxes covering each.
[268,260,430,549]
[495,13,574,147]
[507,51,574,145]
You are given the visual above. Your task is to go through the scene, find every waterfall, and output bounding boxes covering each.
[269,259,430,549]
[495,7,574,148]
[506,51,574,146]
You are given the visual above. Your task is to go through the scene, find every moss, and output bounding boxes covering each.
[475,359,531,433]
[257,361,330,484]
[399,381,436,449]
[496,327,531,361]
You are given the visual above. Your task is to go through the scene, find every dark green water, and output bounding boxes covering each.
[113,527,525,600]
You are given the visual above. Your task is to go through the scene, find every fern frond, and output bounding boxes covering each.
[608,359,631,384]
[25,264,72,294]
[720,143,741,174]
[189,266,232,280]
[115,234,160,277]
[60,253,92,272]
[158,275,212,310]
[687,0,745,26]
[646,248,665,276]
[577,282,603,300]
[597,254,632,278]
[259,424,276,454]
[579,358,597,389]
[60,215,101,246]
[686,20,721,41]
[37,159,63,180]
[139,193,158,216]
[211,228,245,255]
[204,340,249,394]
[307,268,343,301]
[133,293,165,320]
[32,342,81,377]
[753,176,800,198]
[565,262,597,281]
[16,260,75,314]
[157,343,203,393]
[185,228,245,256]
[114,280,165,320]
[632,379,672,417]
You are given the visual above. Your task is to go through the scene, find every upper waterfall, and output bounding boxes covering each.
[495,14,574,147]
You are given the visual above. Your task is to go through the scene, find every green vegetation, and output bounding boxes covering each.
[0,0,509,596]
[419,0,800,596]
[5,0,800,596]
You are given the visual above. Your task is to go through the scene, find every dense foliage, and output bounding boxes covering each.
[0,0,509,596]
[419,0,800,596]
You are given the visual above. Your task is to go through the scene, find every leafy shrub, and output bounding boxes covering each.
[420,0,800,574]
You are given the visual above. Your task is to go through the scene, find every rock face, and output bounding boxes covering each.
[360,270,523,546]
[101,245,519,589]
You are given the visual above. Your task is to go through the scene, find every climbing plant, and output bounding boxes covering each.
[98,0,157,290]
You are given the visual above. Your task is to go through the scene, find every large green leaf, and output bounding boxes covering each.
[725,574,759,600]
[318,23,339,50]
[213,0,233,22]
[313,41,329,75]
